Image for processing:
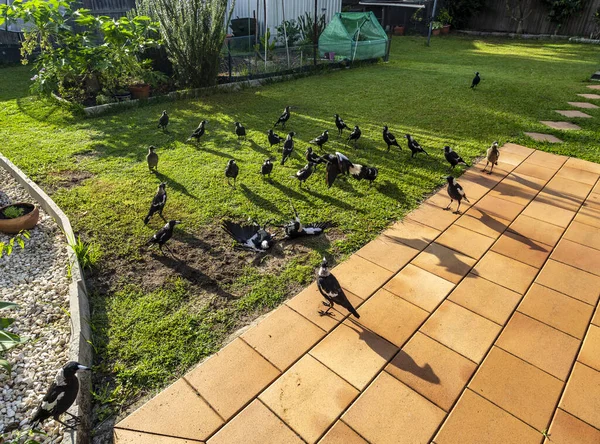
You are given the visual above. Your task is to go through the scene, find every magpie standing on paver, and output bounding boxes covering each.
[445,176,470,214]
[444,146,467,169]
[293,162,315,187]
[281,132,296,165]
[274,106,291,129]
[310,130,329,149]
[471,72,480,88]
[146,220,181,253]
[334,114,350,136]
[282,201,331,239]
[268,129,283,147]
[187,120,207,144]
[225,159,239,187]
[347,125,361,146]
[405,134,429,157]
[144,182,167,225]
[317,257,360,318]
[234,122,246,140]
[383,126,401,151]
[146,146,159,172]
[261,158,273,181]
[482,141,499,174]
[222,220,275,252]
[158,110,169,131]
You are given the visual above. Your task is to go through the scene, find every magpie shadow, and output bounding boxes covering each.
[239,184,283,215]
[270,180,311,202]
[501,229,550,252]
[388,350,440,384]
[376,180,403,199]
[248,140,272,157]
[155,171,198,200]
[306,188,363,213]
[176,232,222,258]
[199,145,232,159]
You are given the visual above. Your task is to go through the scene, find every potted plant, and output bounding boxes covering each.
[393,25,405,36]
[438,9,453,34]
[0,203,39,234]
[431,21,443,36]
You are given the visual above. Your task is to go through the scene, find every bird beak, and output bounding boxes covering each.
[77,365,91,371]
[175,220,182,224]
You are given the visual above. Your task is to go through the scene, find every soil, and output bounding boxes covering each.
[45,170,94,192]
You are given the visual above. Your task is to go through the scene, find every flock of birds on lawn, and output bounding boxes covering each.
[27,72,493,433]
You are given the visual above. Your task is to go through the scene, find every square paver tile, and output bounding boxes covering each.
[448,273,522,325]
[355,236,419,273]
[469,347,564,430]
[455,207,511,239]
[318,421,367,444]
[513,162,558,181]
[310,319,397,390]
[522,200,575,228]
[508,214,565,247]
[501,143,535,156]
[185,339,280,420]
[540,121,581,130]
[545,175,593,198]
[331,255,394,300]
[412,242,476,284]
[555,166,599,185]
[473,195,525,221]
[386,332,477,411]
[343,372,445,444]
[575,201,600,228]
[567,101,599,109]
[259,355,359,443]
[564,221,600,251]
[577,93,600,99]
[524,132,563,143]
[564,157,600,175]
[461,169,502,188]
[536,260,600,306]
[357,288,428,347]
[491,231,551,268]
[496,312,580,381]
[434,389,541,444]
[594,306,600,326]
[544,408,600,444]
[116,379,223,441]
[406,202,460,232]
[551,239,600,276]
[555,110,593,118]
[578,325,600,371]
[382,218,440,251]
[475,158,513,176]
[384,264,455,312]
[207,400,303,444]
[536,190,581,212]
[473,251,538,294]
[434,224,495,260]
[114,429,202,444]
[518,284,594,339]
[488,178,540,206]
[526,150,568,169]
[241,305,325,371]
[559,362,600,429]
[421,301,501,363]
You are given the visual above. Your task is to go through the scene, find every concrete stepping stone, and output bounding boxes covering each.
[567,102,599,109]
[586,84,600,90]
[524,132,563,143]
[540,121,581,130]
[576,93,600,99]
[554,110,592,118]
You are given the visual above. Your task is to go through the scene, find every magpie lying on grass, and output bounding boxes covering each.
[317,257,360,318]
[146,146,158,172]
[347,125,361,146]
[482,141,499,174]
[225,159,239,187]
[294,162,315,187]
[187,120,207,144]
[471,71,481,88]
[234,122,246,140]
[267,129,283,147]
[405,134,429,157]
[158,110,168,131]
[31,361,90,430]
[334,114,350,136]
[261,158,273,180]
[281,132,296,165]
[310,130,329,148]
[383,126,401,151]
[146,220,181,252]
[282,201,331,239]
[445,176,470,214]
[274,106,291,129]
[222,220,275,252]
[144,182,167,225]
[444,146,467,169]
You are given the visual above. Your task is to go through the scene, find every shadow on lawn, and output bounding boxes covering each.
[240,184,283,215]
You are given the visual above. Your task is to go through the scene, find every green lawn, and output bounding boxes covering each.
[1,35,599,425]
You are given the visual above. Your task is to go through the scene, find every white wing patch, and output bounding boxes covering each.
[55,368,66,386]
[42,391,65,411]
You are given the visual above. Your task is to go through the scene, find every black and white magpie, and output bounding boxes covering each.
[482,141,499,174]
[267,129,283,147]
[445,176,470,214]
[222,220,275,252]
[334,114,350,136]
[31,361,90,429]
[325,152,354,188]
[274,106,291,129]
[158,110,168,131]
[261,158,273,180]
[234,122,246,140]
[146,220,181,252]
[405,134,429,157]
[310,130,329,148]
[294,162,315,187]
[317,258,360,318]
[281,132,296,165]
[350,164,379,186]
[444,146,467,169]
[187,120,207,144]
[144,182,167,225]
[225,159,239,187]
[347,125,361,146]
[146,146,158,172]
[383,126,401,151]
[282,201,331,239]
[471,72,480,88]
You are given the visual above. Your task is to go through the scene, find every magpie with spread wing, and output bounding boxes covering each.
[187,120,207,144]
[309,130,329,148]
[282,201,331,239]
[274,106,291,129]
[405,134,429,157]
[334,114,350,136]
[144,182,167,225]
[146,220,181,252]
[267,129,283,147]
[444,146,467,169]
[445,176,470,214]
[281,132,296,165]
[317,258,360,318]
[158,110,169,131]
[325,152,354,188]
[222,220,275,252]
[383,126,401,151]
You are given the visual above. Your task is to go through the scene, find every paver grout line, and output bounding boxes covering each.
[534,282,598,307]
[514,309,589,341]
[339,418,374,444]
[180,376,227,423]
[255,398,310,444]
[493,344,567,382]
[553,407,600,434]
[113,426,204,442]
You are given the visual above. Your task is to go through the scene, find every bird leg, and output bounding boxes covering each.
[454,201,461,214]
[445,200,453,211]
[488,164,494,175]
[318,303,335,317]
[54,417,77,430]
[160,212,167,222]
[482,161,488,173]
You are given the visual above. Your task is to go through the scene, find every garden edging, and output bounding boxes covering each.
[0,152,92,444]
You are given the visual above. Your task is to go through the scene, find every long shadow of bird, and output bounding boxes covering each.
[248,140,272,156]
[239,184,283,215]
[270,180,310,202]
[388,350,441,383]
[156,172,198,200]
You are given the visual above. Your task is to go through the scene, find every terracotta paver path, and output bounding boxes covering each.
[113,144,600,444]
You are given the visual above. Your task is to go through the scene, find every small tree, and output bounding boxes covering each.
[506,0,534,34]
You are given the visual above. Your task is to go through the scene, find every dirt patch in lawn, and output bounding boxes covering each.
[44,169,94,192]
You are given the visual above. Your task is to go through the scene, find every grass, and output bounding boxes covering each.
[1,35,600,425]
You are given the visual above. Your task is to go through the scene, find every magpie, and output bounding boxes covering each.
[471,72,480,88]
[444,146,467,169]
[225,159,239,187]
[187,120,207,144]
[274,106,291,129]
[317,257,360,318]
[350,164,379,186]
[482,141,499,174]
[383,126,401,151]
[294,162,315,187]
[31,361,90,429]
[405,134,429,157]
[261,159,273,180]
[305,147,328,170]
[222,220,275,252]
[347,125,361,146]
[282,201,331,239]
[146,146,159,172]
[310,130,329,148]
[281,132,296,165]
[445,176,470,214]
[144,182,167,225]
[267,129,283,147]
[158,110,169,131]
[146,220,181,252]
[234,122,246,140]
[325,152,354,188]
[334,114,350,136]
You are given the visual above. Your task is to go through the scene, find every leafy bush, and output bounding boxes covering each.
[444,0,486,29]
[0,301,26,373]
[542,0,587,31]
[0,230,30,258]
[2,206,24,219]
[437,8,453,25]
[297,12,326,45]
[276,19,303,47]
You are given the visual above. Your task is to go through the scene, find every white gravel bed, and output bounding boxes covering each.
[0,168,71,443]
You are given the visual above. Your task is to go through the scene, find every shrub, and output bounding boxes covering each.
[70,235,101,270]
[2,206,24,219]
[444,0,486,29]
[542,0,587,32]
[0,301,26,373]
[0,230,30,258]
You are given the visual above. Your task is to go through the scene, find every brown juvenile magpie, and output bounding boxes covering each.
[383,126,401,151]
[144,182,167,225]
[444,146,467,169]
[261,158,273,180]
[281,132,295,165]
[267,129,283,147]
[317,257,360,318]
[445,176,470,214]
[225,159,239,187]
[187,120,207,144]
[405,134,429,157]
[234,122,246,140]
[347,125,361,146]
[310,130,329,148]
[222,220,275,252]
[158,110,168,131]
[282,201,331,239]
[146,146,158,172]
[334,114,350,136]
[274,106,291,129]
[146,220,181,252]
[482,141,499,174]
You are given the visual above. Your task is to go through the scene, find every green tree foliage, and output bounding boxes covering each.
[444,0,486,29]
[542,0,588,30]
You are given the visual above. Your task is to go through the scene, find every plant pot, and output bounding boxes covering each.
[442,24,451,34]
[393,26,405,36]
[114,92,132,102]
[432,28,441,36]
[129,84,150,100]
[0,203,39,234]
